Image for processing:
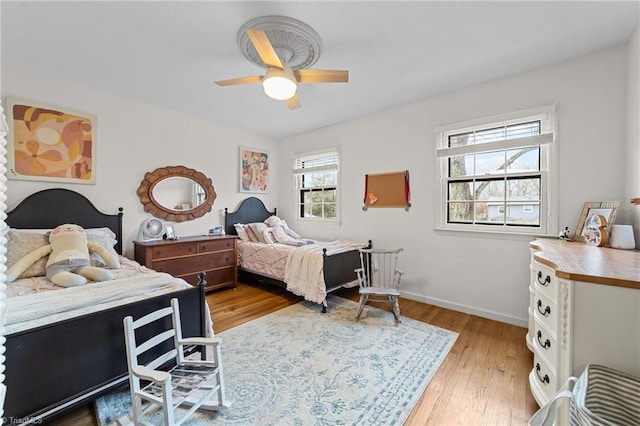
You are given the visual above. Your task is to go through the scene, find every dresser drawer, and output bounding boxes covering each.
[532,353,558,403]
[181,267,235,288]
[198,239,235,253]
[152,252,234,276]
[150,242,197,259]
[532,262,557,300]
[533,290,557,332]
[533,322,557,367]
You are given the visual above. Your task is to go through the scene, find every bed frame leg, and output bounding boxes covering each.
[322,299,328,313]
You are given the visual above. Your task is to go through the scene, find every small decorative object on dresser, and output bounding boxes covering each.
[165,225,177,240]
[610,224,636,249]
[581,214,608,247]
[134,235,237,292]
[573,201,620,244]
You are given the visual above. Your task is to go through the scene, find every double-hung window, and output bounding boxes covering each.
[436,105,557,235]
[293,149,339,221]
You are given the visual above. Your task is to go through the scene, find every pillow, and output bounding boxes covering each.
[13,227,116,239]
[246,223,268,243]
[6,230,49,278]
[234,224,250,241]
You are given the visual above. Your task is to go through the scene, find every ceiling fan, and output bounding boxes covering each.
[215,17,349,110]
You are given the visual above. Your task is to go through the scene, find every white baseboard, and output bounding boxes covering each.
[400,290,528,328]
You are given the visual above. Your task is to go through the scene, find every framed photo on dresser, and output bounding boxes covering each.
[574,200,620,244]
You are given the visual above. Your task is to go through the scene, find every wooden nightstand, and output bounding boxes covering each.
[134,235,237,292]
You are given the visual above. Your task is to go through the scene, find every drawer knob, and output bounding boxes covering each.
[536,330,551,349]
[535,363,550,384]
[189,247,194,251]
[536,300,551,316]
[202,245,207,250]
[537,271,551,286]
[155,251,162,256]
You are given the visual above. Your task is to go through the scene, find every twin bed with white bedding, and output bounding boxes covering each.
[4,189,210,423]
[224,197,370,310]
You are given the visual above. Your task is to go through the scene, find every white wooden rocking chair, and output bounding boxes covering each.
[123,298,230,426]
[355,248,405,322]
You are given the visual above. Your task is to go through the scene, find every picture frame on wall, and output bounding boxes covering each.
[5,97,97,184]
[239,146,269,193]
[574,201,620,244]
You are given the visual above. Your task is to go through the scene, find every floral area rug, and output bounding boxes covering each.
[95,295,458,425]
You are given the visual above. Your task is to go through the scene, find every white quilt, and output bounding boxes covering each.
[284,240,367,304]
[5,258,210,335]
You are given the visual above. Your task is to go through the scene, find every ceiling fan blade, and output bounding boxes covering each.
[294,69,349,83]
[284,94,301,110]
[246,29,283,69]
[215,75,263,86]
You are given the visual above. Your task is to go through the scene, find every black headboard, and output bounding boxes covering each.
[224,197,276,235]
[6,188,124,254]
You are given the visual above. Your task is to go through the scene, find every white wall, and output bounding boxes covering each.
[626,28,640,247]
[2,66,278,258]
[3,41,634,327]
[278,45,630,327]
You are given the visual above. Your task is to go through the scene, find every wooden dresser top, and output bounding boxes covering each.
[530,238,640,290]
[133,235,237,247]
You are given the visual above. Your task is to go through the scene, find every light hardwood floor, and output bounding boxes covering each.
[48,282,539,425]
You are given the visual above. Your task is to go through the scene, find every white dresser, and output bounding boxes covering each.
[528,238,640,407]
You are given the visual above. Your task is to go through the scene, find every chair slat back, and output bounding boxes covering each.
[124,301,180,372]
[358,248,403,290]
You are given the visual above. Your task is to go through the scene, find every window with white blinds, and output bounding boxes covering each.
[436,105,557,234]
[292,149,339,221]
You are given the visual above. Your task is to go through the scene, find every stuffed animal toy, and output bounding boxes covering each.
[264,216,302,239]
[5,224,119,287]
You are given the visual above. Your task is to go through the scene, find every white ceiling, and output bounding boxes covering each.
[2,1,639,139]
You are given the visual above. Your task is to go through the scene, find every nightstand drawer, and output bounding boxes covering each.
[152,252,234,276]
[150,243,197,259]
[199,239,235,253]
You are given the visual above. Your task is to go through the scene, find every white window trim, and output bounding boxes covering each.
[435,104,558,237]
[292,148,341,224]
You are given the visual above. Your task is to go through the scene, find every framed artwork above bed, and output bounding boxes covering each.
[5,97,97,184]
[239,146,269,193]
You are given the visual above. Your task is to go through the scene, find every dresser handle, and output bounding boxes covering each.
[189,247,193,251]
[537,271,551,286]
[201,245,207,251]
[536,300,551,316]
[535,363,550,384]
[537,330,551,349]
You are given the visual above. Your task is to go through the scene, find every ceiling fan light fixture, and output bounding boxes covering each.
[262,68,297,100]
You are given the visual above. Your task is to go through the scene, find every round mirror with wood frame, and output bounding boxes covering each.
[137,165,216,222]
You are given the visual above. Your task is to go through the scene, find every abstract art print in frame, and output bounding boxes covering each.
[239,146,269,193]
[6,97,97,184]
